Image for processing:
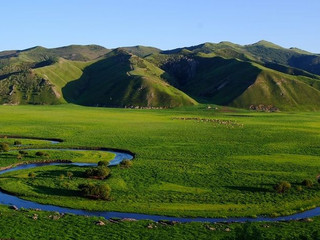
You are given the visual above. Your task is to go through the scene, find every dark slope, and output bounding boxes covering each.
[147,51,320,110]
[62,50,197,107]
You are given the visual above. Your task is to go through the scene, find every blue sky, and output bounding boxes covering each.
[1,0,319,52]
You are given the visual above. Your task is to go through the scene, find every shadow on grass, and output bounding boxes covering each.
[225,186,271,193]
[32,185,80,197]
[35,169,85,178]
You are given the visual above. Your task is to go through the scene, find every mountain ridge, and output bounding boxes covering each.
[1,41,320,110]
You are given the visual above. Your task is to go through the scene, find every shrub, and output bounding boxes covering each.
[35,151,45,156]
[17,154,23,159]
[14,140,22,145]
[302,179,313,188]
[67,172,73,180]
[19,150,28,156]
[28,172,36,178]
[78,183,111,200]
[296,186,303,192]
[85,166,111,180]
[274,181,291,193]
[97,161,109,167]
[59,174,65,180]
[120,159,133,168]
[0,142,9,152]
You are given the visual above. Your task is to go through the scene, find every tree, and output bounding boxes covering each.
[0,142,9,152]
[274,181,291,193]
[85,166,111,180]
[78,183,111,200]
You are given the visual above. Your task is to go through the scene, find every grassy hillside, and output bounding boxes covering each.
[0,70,60,105]
[34,58,93,102]
[1,41,320,110]
[121,45,161,57]
[62,49,197,107]
[150,53,320,111]
[231,65,320,110]
[0,45,109,62]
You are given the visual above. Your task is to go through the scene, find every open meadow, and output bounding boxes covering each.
[0,104,320,220]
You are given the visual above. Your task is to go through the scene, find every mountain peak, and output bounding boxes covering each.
[250,40,282,49]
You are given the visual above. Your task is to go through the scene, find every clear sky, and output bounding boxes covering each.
[1,0,319,53]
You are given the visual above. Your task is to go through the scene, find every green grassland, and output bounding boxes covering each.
[0,204,320,240]
[0,105,320,219]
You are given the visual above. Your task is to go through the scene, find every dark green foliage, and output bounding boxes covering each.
[19,150,28,156]
[85,166,111,180]
[0,142,9,152]
[67,171,73,180]
[302,179,313,188]
[35,151,45,156]
[120,159,133,168]
[13,140,22,145]
[28,172,36,178]
[223,223,264,240]
[78,183,111,200]
[274,181,291,194]
[97,160,108,167]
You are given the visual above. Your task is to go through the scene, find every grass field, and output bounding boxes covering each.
[0,104,320,219]
[0,204,320,240]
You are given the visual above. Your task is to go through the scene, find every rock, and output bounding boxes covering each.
[225,228,231,232]
[10,205,18,210]
[147,223,154,229]
[121,218,137,222]
[32,214,38,220]
[205,225,216,231]
[95,220,105,226]
[158,220,178,226]
[262,224,270,228]
[300,218,313,222]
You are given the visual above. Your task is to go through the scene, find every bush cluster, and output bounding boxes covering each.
[0,142,9,152]
[35,151,49,157]
[85,166,111,180]
[97,160,108,167]
[302,179,313,188]
[78,183,111,200]
[274,181,291,193]
[120,159,133,168]
[13,140,22,145]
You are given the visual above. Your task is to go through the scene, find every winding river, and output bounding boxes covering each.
[1,137,320,223]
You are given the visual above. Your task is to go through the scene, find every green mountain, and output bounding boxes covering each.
[1,41,320,110]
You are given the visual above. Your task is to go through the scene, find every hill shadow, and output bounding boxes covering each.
[225,186,271,193]
[32,185,80,197]
[161,56,262,105]
[62,52,132,107]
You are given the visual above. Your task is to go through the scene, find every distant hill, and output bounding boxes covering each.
[1,41,320,110]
